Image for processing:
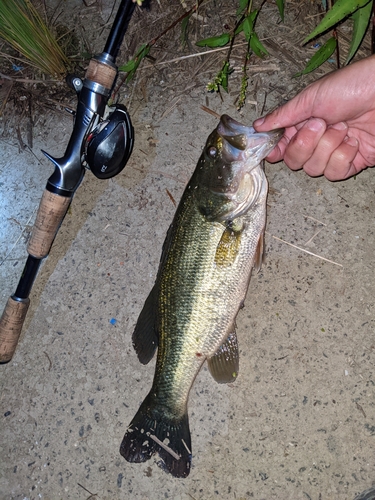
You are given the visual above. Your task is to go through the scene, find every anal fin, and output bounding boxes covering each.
[207,330,239,384]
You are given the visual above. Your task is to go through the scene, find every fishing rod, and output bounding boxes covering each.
[0,0,137,363]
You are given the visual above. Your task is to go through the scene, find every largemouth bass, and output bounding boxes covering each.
[120,115,283,477]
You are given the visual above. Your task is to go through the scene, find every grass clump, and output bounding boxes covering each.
[0,0,69,78]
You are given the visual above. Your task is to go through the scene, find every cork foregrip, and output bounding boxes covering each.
[85,59,117,89]
[0,297,30,362]
[27,190,71,259]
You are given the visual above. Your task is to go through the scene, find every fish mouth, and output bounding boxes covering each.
[217,114,284,165]
[210,115,283,220]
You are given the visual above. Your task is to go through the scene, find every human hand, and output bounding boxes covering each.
[253,55,375,180]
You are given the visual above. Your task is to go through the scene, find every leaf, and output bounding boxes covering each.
[294,36,337,77]
[345,0,372,64]
[221,61,232,92]
[250,32,269,57]
[118,43,150,82]
[237,0,249,16]
[206,61,233,92]
[303,0,371,44]
[196,33,231,48]
[243,17,253,41]
[234,20,244,35]
[242,10,258,41]
[181,14,191,47]
[274,0,284,21]
[120,59,136,73]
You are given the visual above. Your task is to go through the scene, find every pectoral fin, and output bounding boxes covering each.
[253,231,264,273]
[207,330,239,384]
[132,284,159,364]
[214,220,243,267]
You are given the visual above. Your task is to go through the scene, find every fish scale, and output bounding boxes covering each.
[155,183,266,408]
[120,115,283,477]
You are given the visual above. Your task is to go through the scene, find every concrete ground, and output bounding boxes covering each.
[1,1,375,499]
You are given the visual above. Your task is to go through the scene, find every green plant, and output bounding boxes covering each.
[118,0,373,105]
[118,2,202,84]
[0,0,69,77]
[299,0,373,75]
[119,43,151,84]
[196,0,275,102]
[294,36,338,77]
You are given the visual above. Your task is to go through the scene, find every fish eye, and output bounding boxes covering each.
[207,146,217,158]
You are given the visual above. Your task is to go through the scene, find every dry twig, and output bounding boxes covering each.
[266,231,343,268]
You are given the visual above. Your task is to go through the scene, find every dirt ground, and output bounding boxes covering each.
[0,1,374,499]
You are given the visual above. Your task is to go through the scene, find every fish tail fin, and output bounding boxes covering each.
[120,394,192,478]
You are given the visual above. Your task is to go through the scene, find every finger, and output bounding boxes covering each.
[263,126,302,163]
[253,105,294,132]
[302,122,348,177]
[324,136,359,181]
[283,118,326,170]
[253,85,319,131]
[264,135,291,163]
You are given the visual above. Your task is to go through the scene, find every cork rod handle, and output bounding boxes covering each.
[27,189,71,259]
[0,297,30,363]
[0,189,71,362]
[85,59,117,89]
[0,57,118,363]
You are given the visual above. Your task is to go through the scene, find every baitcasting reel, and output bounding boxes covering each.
[85,104,134,180]
[0,0,138,364]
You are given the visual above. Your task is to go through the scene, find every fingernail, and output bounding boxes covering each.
[306,118,324,132]
[330,121,347,131]
[254,117,265,127]
[344,136,358,147]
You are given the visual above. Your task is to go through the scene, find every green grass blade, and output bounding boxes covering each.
[274,0,284,21]
[294,36,337,76]
[303,0,371,44]
[0,0,69,77]
[181,13,190,47]
[345,0,373,64]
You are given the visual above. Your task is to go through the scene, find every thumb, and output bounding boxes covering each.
[253,85,318,132]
